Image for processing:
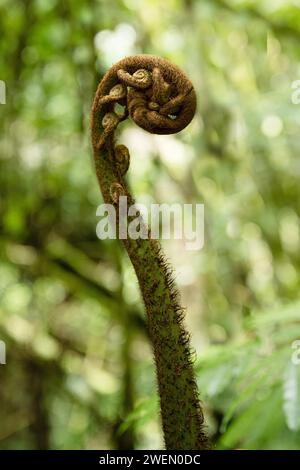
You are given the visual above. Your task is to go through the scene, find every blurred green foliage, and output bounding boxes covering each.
[1,0,300,450]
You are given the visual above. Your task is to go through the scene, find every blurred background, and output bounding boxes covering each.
[1,0,300,450]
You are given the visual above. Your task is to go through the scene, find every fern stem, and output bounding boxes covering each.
[91,55,209,450]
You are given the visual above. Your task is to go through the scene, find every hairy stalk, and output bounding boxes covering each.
[91,55,209,450]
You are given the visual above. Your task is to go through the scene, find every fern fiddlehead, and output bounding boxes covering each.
[91,55,209,450]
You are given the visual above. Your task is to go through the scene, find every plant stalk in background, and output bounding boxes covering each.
[90,55,209,450]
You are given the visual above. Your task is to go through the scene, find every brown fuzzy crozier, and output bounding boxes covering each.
[91,55,209,450]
